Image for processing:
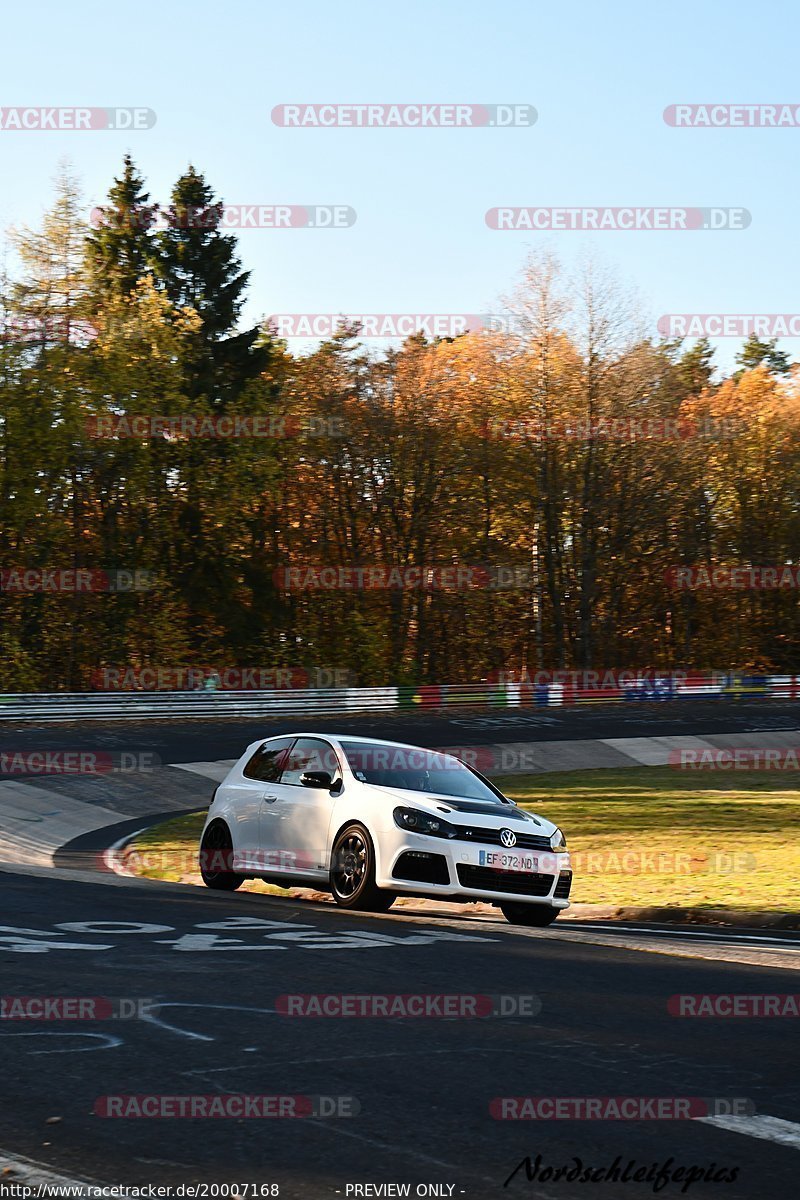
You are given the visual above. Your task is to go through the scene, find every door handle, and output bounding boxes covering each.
[262,793,278,803]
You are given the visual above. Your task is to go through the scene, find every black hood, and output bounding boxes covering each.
[428,797,541,824]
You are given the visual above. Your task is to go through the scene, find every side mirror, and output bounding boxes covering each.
[299,770,334,789]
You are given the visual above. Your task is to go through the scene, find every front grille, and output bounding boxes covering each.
[553,870,573,899]
[456,865,555,896]
[393,851,450,886]
[454,825,553,851]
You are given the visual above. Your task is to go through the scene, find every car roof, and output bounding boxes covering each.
[262,732,457,754]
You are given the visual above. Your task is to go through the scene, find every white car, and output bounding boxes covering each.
[199,734,571,925]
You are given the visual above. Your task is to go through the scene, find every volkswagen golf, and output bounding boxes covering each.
[198,734,572,925]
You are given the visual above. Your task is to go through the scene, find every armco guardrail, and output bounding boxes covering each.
[0,674,798,721]
[0,687,400,722]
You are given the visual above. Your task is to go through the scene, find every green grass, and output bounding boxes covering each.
[124,766,800,912]
[496,767,800,911]
[124,811,293,895]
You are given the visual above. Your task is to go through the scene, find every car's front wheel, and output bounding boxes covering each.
[199,820,244,891]
[500,902,560,926]
[330,823,395,911]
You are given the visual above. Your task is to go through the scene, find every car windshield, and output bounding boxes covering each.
[340,741,503,802]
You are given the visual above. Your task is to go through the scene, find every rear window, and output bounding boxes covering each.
[243,737,295,782]
[279,738,341,786]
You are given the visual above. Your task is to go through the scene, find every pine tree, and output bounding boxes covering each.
[736,333,791,376]
[154,166,270,404]
[678,337,715,394]
[85,155,158,302]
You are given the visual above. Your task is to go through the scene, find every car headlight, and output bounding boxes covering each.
[550,827,567,850]
[394,807,457,839]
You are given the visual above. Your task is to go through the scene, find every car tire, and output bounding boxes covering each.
[199,820,244,891]
[500,902,560,926]
[330,823,395,911]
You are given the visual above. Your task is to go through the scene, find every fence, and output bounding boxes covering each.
[0,674,798,721]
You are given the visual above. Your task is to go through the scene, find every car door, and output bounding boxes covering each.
[230,736,295,872]
[259,736,342,877]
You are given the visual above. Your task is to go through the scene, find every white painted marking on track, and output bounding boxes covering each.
[140,1002,276,1042]
[0,933,114,953]
[103,828,147,875]
[0,1150,95,1189]
[573,923,800,947]
[0,1031,123,1053]
[696,1113,800,1151]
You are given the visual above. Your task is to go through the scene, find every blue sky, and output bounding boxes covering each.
[2,0,798,372]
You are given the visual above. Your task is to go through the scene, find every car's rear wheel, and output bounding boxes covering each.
[200,820,244,891]
[500,902,560,926]
[330,823,395,911]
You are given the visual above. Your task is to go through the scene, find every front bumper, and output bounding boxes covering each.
[378,831,572,907]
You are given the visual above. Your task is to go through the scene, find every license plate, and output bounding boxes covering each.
[478,850,539,872]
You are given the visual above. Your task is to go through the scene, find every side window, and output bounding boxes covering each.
[243,737,296,783]
[279,737,340,787]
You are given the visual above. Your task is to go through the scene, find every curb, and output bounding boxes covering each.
[562,903,800,929]
[234,894,800,931]
[105,813,800,932]
[329,896,800,930]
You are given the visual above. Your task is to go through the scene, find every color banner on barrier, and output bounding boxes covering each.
[1,672,799,722]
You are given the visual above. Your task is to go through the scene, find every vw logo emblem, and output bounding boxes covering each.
[500,829,517,848]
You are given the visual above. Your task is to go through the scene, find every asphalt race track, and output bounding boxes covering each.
[2,870,800,1199]
[1,701,799,1198]
[3,696,800,762]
